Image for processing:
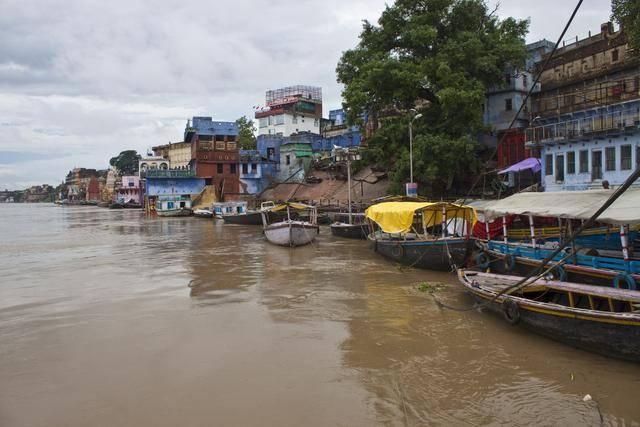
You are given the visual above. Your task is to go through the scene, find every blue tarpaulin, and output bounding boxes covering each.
[498,157,541,174]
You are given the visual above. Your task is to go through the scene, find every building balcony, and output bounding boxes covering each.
[145,169,196,178]
[526,109,640,147]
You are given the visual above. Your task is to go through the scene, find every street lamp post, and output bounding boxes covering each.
[408,112,423,194]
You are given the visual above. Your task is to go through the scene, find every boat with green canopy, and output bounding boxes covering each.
[365,201,477,271]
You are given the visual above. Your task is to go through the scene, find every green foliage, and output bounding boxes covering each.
[109,150,141,175]
[236,116,257,150]
[337,0,529,196]
[612,0,640,54]
[416,281,446,293]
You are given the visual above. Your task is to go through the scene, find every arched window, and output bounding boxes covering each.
[160,163,168,170]
[140,163,148,171]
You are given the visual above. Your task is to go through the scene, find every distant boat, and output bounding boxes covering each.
[221,201,276,225]
[365,201,477,271]
[156,196,192,217]
[213,201,249,220]
[261,202,319,247]
[458,269,640,363]
[109,202,124,209]
[193,207,214,218]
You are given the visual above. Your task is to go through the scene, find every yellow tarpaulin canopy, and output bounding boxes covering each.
[365,201,477,234]
[266,202,315,212]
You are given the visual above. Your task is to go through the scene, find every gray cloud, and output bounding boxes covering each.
[0,0,613,189]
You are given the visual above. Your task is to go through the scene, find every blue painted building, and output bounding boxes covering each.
[527,22,640,191]
[145,169,205,197]
[532,101,640,191]
[238,150,278,195]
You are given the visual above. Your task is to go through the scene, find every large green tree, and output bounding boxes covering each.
[612,0,640,54]
[337,0,529,196]
[236,116,257,150]
[109,150,141,175]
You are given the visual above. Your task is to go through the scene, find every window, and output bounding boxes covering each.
[285,155,291,165]
[230,164,236,174]
[522,74,528,88]
[268,116,274,125]
[259,118,268,128]
[217,164,223,174]
[621,145,632,170]
[292,115,297,124]
[314,118,319,127]
[612,49,619,62]
[267,147,275,159]
[505,73,511,85]
[579,150,589,173]
[545,154,553,176]
[274,114,284,125]
[605,146,616,171]
[227,141,237,150]
[215,141,225,150]
[592,150,603,180]
[227,135,236,142]
[505,98,512,111]
[556,154,565,182]
[251,163,257,173]
[567,151,575,174]
[215,135,225,141]
[242,163,248,174]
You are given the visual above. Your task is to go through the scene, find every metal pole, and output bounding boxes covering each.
[347,158,352,225]
[409,122,414,184]
[502,216,508,244]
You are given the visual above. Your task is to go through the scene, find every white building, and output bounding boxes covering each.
[255,85,322,137]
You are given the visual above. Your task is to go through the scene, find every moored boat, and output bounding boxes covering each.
[261,202,319,247]
[221,201,272,225]
[156,196,192,217]
[365,201,476,271]
[475,189,640,289]
[458,269,640,363]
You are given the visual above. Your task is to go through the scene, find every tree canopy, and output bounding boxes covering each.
[336,0,529,196]
[109,150,141,175]
[236,116,257,150]
[612,0,640,54]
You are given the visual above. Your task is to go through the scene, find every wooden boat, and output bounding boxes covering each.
[213,201,249,219]
[476,189,640,289]
[261,202,319,247]
[221,202,276,225]
[156,196,192,217]
[478,240,640,289]
[365,201,476,271]
[108,202,124,209]
[458,269,640,363]
[330,213,371,239]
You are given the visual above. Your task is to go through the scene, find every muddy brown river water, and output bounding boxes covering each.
[1,204,639,426]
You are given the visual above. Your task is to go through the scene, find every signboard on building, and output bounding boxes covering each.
[405,182,418,197]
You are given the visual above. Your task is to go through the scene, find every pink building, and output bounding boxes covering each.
[116,176,142,204]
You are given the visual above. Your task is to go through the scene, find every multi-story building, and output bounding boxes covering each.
[151,141,192,168]
[526,22,640,191]
[484,40,554,169]
[186,116,240,197]
[255,86,322,137]
[238,150,277,195]
[116,176,143,204]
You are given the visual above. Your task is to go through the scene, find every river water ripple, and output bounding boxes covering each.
[0,204,638,426]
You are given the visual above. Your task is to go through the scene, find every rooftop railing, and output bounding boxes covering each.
[526,109,640,146]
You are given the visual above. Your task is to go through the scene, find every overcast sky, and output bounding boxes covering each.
[0,0,612,189]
